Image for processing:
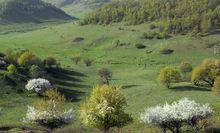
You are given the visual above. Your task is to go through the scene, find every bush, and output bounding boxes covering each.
[25,78,52,95]
[44,57,57,68]
[84,59,92,67]
[98,68,112,85]
[71,55,81,65]
[179,61,193,74]
[140,98,213,133]
[29,65,44,78]
[17,51,35,67]
[79,85,132,132]
[149,24,156,30]
[23,89,74,129]
[157,66,181,88]
[135,43,146,49]
[4,49,19,64]
[7,64,17,74]
[212,77,220,96]
[191,59,220,87]
[160,48,174,55]
[73,37,84,42]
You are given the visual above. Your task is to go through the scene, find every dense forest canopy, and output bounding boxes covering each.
[81,0,220,34]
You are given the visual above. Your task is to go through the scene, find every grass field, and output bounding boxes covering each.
[0,21,220,132]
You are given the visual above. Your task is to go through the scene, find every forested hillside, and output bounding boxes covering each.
[81,0,220,34]
[0,0,73,23]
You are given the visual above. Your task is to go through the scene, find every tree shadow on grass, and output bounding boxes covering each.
[170,85,210,92]
[57,87,85,102]
[122,85,141,89]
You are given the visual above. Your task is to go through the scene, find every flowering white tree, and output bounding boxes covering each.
[25,78,52,95]
[140,98,213,133]
[23,89,74,129]
[24,106,74,127]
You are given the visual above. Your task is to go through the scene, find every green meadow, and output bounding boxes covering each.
[0,21,220,132]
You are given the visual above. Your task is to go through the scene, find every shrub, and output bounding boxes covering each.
[191,59,220,87]
[79,85,132,132]
[179,61,193,74]
[71,55,81,65]
[17,51,35,67]
[140,98,213,133]
[135,43,146,49]
[25,78,52,95]
[149,24,156,30]
[212,77,220,96]
[157,66,181,88]
[7,64,17,74]
[4,49,19,64]
[73,37,84,42]
[84,58,92,67]
[23,89,74,129]
[98,68,112,85]
[160,48,174,55]
[44,57,57,68]
[29,65,44,78]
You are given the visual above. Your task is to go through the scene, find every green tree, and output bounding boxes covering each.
[79,85,132,132]
[98,68,112,85]
[7,64,17,74]
[157,66,181,88]
[17,51,35,67]
[191,59,220,87]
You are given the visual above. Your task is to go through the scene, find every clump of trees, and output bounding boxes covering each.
[157,66,181,88]
[23,89,74,129]
[81,0,220,34]
[140,98,213,133]
[79,85,132,132]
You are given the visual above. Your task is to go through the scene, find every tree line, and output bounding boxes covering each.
[81,0,220,34]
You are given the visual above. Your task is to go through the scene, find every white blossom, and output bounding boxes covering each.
[140,98,213,127]
[23,106,74,124]
[25,78,52,94]
[0,60,6,67]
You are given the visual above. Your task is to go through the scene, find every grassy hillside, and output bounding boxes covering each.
[0,0,73,24]
[0,22,220,132]
[42,0,111,18]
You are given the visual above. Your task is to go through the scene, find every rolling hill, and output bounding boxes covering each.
[0,0,73,24]
[42,0,112,17]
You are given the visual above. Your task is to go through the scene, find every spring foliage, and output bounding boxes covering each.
[140,98,213,133]
[81,0,220,34]
[79,85,132,131]
[24,89,74,128]
[157,66,181,88]
[191,59,220,87]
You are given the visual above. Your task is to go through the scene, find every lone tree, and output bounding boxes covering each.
[140,98,213,133]
[157,66,181,88]
[191,59,220,87]
[80,85,132,132]
[84,58,92,67]
[98,68,112,85]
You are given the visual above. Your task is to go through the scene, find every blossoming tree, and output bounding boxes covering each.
[25,78,52,95]
[140,98,213,133]
[23,89,74,129]
[79,85,132,132]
